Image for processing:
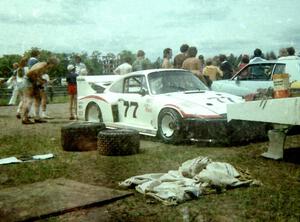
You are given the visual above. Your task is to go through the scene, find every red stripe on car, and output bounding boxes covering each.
[165,104,221,119]
[80,95,108,103]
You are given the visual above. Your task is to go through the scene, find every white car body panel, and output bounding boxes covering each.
[77,69,244,141]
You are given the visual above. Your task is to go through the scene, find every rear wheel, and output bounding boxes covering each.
[85,102,103,122]
[158,108,184,144]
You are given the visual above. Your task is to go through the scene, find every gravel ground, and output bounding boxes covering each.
[0,103,71,136]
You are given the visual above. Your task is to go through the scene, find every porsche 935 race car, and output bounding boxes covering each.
[77,69,265,144]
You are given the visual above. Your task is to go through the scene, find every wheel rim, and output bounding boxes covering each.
[161,113,176,138]
[88,105,100,122]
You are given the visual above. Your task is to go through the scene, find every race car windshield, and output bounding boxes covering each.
[148,71,208,95]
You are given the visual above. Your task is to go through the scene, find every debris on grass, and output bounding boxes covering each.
[119,156,261,205]
[0,153,54,165]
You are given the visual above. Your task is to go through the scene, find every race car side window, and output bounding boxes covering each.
[109,78,123,93]
[273,64,286,74]
[124,76,147,94]
[237,64,274,80]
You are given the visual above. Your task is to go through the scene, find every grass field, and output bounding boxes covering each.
[0,104,299,221]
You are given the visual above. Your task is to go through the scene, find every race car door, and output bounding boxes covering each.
[117,75,154,130]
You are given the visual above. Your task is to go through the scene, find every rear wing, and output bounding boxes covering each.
[77,75,120,97]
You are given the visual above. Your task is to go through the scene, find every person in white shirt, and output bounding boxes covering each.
[114,57,132,75]
[7,63,19,105]
[14,57,29,118]
[39,73,52,118]
[74,55,87,76]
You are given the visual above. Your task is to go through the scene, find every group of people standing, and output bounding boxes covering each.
[159,44,297,87]
[4,49,59,124]
[107,44,297,89]
[161,44,225,86]
[4,45,296,124]
[112,44,236,87]
[5,52,90,124]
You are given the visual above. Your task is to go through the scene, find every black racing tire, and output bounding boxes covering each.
[157,108,184,144]
[61,122,106,151]
[97,129,140,156]
[85,102,103,122]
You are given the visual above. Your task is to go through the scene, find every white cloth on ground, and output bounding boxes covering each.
[119,156,258,205]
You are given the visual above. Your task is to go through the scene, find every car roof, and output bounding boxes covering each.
[124,68,189,76]
[249,60,278,64]
[278,56,300,61]
[249,56,300,65]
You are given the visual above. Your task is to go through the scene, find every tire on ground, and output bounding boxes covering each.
[61,122,106,151]
[97,129,140,156]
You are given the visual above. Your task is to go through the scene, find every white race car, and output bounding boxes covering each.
[77,69,258,144]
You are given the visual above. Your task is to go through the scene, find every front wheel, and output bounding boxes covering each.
[85,102,103,122]
[158,108,184,144]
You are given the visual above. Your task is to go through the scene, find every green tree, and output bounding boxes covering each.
[86,50,103,75]
[0,54,22,78]
[152,57,163,69]
[118,50,136,65]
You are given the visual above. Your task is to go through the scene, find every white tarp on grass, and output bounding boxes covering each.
[119,156,261,205]
[0,153,54,165]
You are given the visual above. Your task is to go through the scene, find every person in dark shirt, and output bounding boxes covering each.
[27,48,40,69]
[219,54,233,79]
[286,47,295,56]
[132,50,149,71]
[66,64,78,120]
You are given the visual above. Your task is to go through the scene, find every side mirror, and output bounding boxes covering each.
[139,88,148,96]
[235,76,240,84]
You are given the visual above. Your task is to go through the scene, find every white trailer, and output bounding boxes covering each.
[227,97,300,159]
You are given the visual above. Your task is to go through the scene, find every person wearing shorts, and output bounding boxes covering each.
[66,64,78,120]
[21,57,59,124]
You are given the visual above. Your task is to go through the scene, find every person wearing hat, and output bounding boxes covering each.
[66,64,78,120]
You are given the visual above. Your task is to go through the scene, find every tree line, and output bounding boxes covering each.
[0,47,278,79]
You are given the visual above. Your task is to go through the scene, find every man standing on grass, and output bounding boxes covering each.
[21,57,59,124]
[66,64,78,120]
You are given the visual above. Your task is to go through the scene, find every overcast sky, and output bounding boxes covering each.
[1,0,300,60]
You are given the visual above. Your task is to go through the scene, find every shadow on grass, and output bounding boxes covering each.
[284,147,300,164]
[0,115,11,118]
[49,120,72,124]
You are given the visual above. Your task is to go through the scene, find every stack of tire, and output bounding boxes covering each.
[97,129,140,156]
[61,122,140,155]
[61,122,105,151]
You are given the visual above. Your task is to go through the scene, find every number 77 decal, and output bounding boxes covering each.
[123,101,139,118]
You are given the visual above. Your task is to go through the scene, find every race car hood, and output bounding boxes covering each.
[158,90,244,117]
